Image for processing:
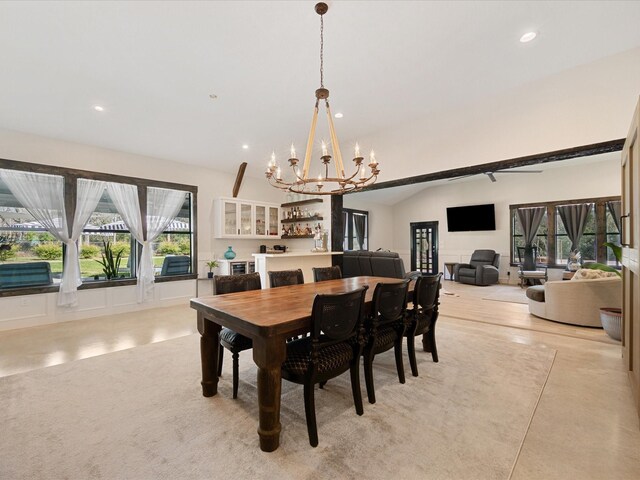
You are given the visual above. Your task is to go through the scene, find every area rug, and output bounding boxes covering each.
[483,286,529,305]
[0,325,555,480]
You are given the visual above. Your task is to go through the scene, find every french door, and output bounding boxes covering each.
[410,222,438,274]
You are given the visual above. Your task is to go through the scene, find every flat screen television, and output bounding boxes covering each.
[446,204,496,232]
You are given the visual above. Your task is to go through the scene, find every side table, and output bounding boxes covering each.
[443,262,457,281]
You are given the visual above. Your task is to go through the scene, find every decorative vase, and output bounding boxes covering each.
[600,307,622,341]
[224,246,236,260]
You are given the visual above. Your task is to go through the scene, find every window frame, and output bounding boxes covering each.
[0,157,198,297]
[509,196,620,269]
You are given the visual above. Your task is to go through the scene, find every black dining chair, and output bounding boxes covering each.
[281,286,368,447]
[362,279,410,404]
[268,269,304,287]
[312,265,342,282]
[404,273,442,377]
[214,272,261,399]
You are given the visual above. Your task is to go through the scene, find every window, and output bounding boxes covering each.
[0,174,64,284]
[343,208,368,251]
[555,204,595,264]
[81,189,135,280]
[509,196,620,268]
[512,210,548,264]
[0,160,197,293]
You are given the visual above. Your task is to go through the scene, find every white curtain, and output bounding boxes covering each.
[143,187,187,295]
[0,170,107,306]
[106,183,186,302]
[60,179,106,306]
[106,182,145,301]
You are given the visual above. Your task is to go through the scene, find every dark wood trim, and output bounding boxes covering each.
[0,275,197,298]
[546,205,556,266]
[330,195,344,269]
[350,139,625,193]
[281,198,323,208]
[232,162,247,198]
[0,157,198,194]
[511,195,620,210]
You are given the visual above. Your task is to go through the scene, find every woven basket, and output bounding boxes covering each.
[600,308,622,341]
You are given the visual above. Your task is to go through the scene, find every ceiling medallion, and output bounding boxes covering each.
[265,2,379,196]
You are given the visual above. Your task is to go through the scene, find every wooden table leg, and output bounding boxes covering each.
[252,335,286,452]
[197,312,221,397]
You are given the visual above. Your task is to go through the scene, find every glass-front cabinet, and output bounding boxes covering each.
[223,200,238,236]
[215,198,280,239]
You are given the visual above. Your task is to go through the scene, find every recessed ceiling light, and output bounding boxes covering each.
[242,144,249,150]
[520,31,537,43]
[93,105,105,112]
[334,112,343,118]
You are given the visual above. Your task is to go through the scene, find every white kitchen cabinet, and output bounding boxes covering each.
[214,198,280,239]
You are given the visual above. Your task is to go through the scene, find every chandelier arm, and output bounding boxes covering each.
[325,101,345,178]
[302,101,319,179]
[268,177,293,191]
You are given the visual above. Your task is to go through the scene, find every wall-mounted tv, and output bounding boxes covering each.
[446,204,496,232]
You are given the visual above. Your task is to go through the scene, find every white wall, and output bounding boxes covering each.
[342,196,394,251]
[354,48,640,182]
[389,155,621,283]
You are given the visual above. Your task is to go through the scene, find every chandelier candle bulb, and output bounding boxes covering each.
[290,144,296,159]
[321,141,328,156]
[355,142,360,157]
[277,167,282,180]
[369,150,377,167]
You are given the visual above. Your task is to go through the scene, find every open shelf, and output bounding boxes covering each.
[281,216,323,224]
[280,198,323,208]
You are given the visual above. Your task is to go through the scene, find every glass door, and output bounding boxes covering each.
[410,221,439,274]
[224,200,238,236]
[240,203,253,236]
[255,205,266,236]
[268,206,279,237]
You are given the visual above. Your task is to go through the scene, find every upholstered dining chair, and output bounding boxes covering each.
[281,286,368,447]
[362,279,410,404]
[312,265,342,282]
[404,273,442,377]
[268,269,304,288]
[214,272,262,399]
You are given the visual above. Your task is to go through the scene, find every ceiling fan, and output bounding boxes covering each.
[449,168,543,183]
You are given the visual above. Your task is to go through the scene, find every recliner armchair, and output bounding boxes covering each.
[453,250,500,286]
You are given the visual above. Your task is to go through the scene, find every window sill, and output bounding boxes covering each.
[0,274,197,298]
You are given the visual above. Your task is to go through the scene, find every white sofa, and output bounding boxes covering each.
[526,276,622,327]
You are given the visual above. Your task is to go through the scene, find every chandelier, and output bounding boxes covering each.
[265,2,380,196]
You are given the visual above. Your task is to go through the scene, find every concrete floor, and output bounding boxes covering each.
[1,281,639,479]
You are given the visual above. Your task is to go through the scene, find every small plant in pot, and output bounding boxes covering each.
[206,260,219,278]
[583,242,622,340]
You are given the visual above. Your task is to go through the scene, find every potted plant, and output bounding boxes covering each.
[206,260,219,278]
[95,240,123,280]
[584,242,622,340]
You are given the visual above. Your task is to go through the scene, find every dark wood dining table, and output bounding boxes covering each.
[190,276,408,452]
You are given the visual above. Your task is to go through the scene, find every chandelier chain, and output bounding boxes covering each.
[320,13,324,88]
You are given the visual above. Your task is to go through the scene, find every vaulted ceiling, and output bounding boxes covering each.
[1,1,639,181]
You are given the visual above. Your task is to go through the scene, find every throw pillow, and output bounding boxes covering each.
[571,268,619,280]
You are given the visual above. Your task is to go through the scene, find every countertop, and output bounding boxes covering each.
[252,251,343,258]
